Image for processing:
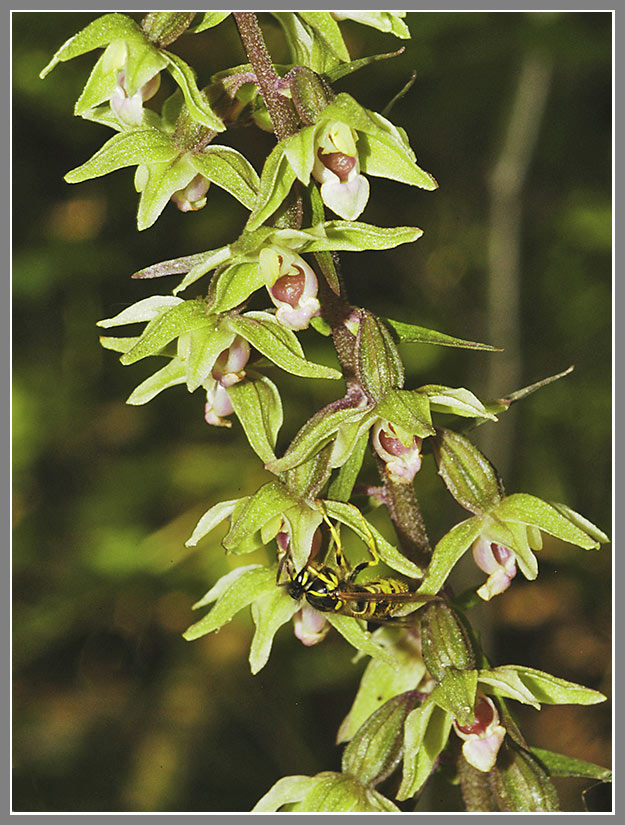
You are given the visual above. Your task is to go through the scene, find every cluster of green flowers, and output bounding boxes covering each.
[43,11,610,812]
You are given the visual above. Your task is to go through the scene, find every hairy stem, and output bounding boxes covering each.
[378,458,432,569]
[233,12,299,141]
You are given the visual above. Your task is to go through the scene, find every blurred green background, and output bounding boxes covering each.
[12,11,612,813]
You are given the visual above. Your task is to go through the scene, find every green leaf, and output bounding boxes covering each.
[338,627,427,743]
[228,373,283,464]
[162,51,225,131]
[342,691,420,785]
[430,669,478,726]
[299,12,351,62]
[432,428,504,515]
[191,12,230,32]
[97,296,184,327]
[530,748,611,781]
[120,300,211,365]
[185,499,241,548]
[324,500,424,578]
[249,588,300,674]
[228,312,342,380]
[126,357,187,405]
[253,775,321,813]
[183,565,275,640]
[190,146,259,210]
[64,129,177,183]
[375,389,435,438]
[493,494,605,550]
[398,702,452,799]
[359,130,438,190]
[384,317,501,351]
[418,517,483,595]
[40,12,142,78]
[326,614,396,666]
[420,385,498,421]
[247,145,297,231]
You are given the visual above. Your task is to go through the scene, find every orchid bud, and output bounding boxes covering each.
[472,538,517,601]
[204,381,234,427]
[293,604,330,646]
[372,420,423,484]
[211,336,250,387]
[264,251,321,331]
[312,122,370,220]
[171,174,211,213]
[453,696,506,773]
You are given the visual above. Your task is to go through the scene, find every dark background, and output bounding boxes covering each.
[12,11,612,813]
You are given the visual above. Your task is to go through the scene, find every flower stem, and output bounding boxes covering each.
[233,12,299,141]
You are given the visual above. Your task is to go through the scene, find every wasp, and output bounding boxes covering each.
[279,505,436,622]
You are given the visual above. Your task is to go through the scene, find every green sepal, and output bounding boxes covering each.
[183,323,234,392]
[135,156,198,230]
[222,481,296,552]
[126,357,187,405]
[283,444,334,501]
[356,311,405,402]
[185,498,241,548]
[40,13,144,78]
[228,312,342,380]
[189,146,260,210]
[119,300,211,365]
[324,499,424,579]
[249,587,300,674]
[273,13,342,75]
[342,690,421,786]
[328,431,369,503]
[247,145,296,231]
[289,771,399,813]
[492,494,607,550]
[182,564,275,640]
[253,775,323,813]
[375,389,435,438]
[530,748,611,782]
[131,246,230,283]
[418,517,483,596]
[99,335,140,353]
[282,125,318,184]
[432,428,504,515]
[398,701,453,800]
[325,48,406,84]
[266,402,370,475]
[383,317,501,351]
[479,665,606,709]
[338,627,427,743]
[298,13,351,63]
[332,12,410,39]
[302,221,423,253]
[227,372,283,464]
[191,12,231,33]
[480,516,539,580]
[326,614,396,666]
[420,385,498,421]
[281,500,325,573]
[359,130,438,190]
[208,263,266,313]
[430,668,478,726]
[64,128,177,183]
[161,50,225,131]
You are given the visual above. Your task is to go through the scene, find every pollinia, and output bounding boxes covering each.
[42,11,611,813]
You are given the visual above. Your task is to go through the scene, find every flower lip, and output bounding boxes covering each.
[270,268,307,307]
[318,148,357,182]
[455,698,495,736]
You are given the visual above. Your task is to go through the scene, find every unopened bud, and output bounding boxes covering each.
[419,601,476,682]
[171,174,210,213]
[289,66,333,125]
[490,742,560,811]
[141,12,196,47]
